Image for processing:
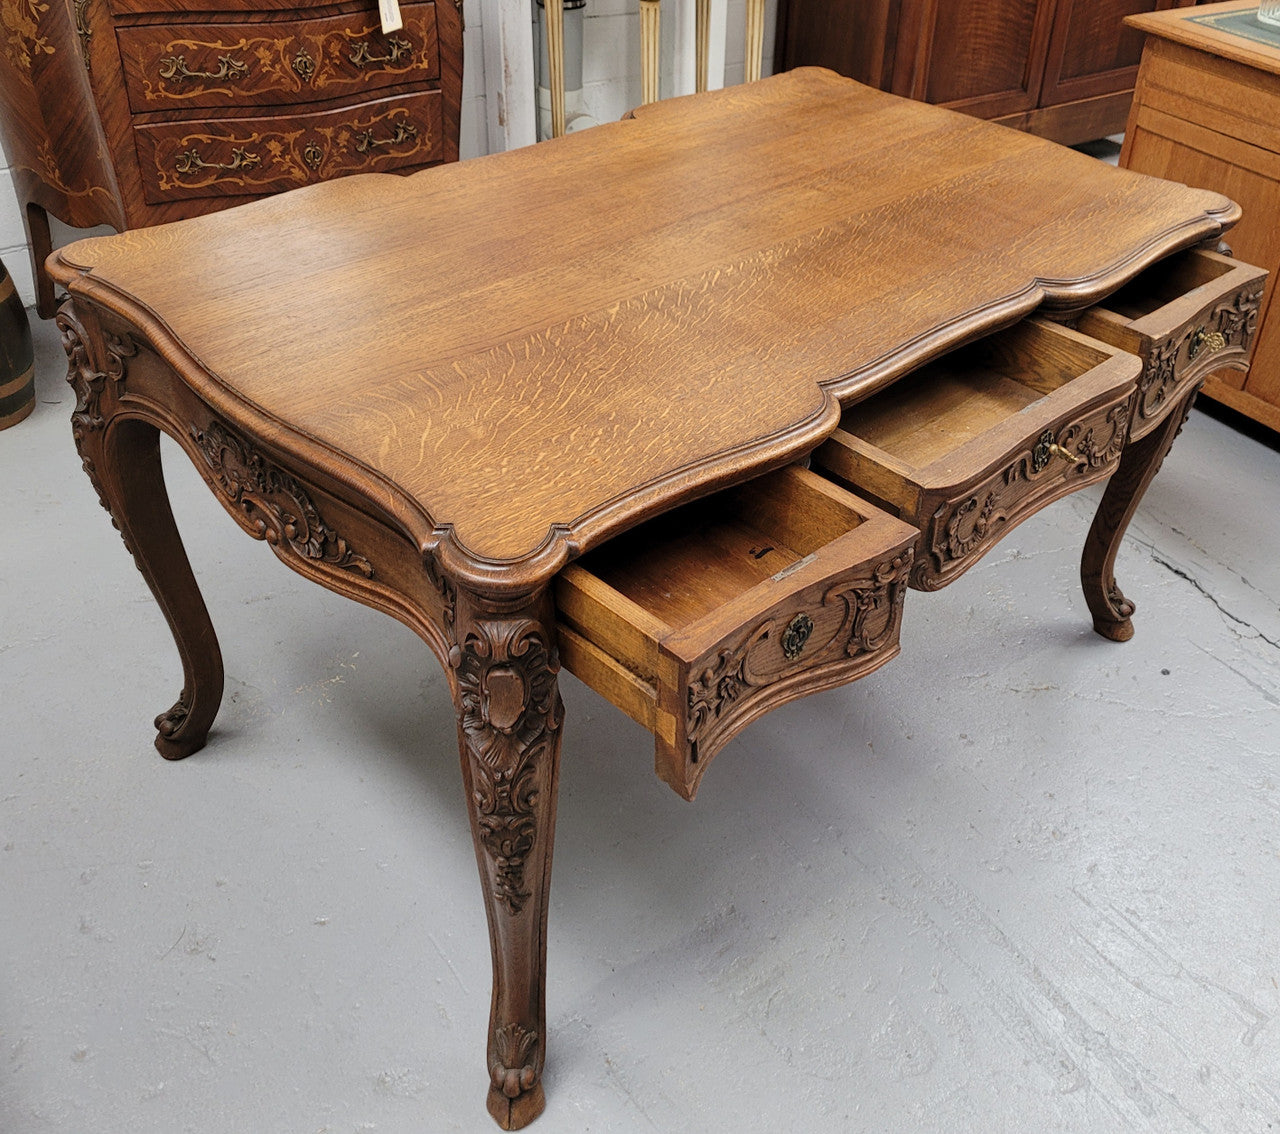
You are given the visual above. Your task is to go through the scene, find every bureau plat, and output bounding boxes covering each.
[48,69,1265,1129]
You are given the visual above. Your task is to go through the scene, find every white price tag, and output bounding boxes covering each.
[379,0,403,34]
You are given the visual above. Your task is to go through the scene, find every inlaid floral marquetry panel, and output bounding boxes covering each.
[115,4,440,112]
[134,96,442,202]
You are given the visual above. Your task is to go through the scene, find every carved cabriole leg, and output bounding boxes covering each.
[449,584,564,1130]
[1081,382,1202,642]
[57,300,224,757]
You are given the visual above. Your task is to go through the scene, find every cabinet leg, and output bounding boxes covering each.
[24,203,56,320]
[450,586,564,1130]
[1081,384,1201,642]
[58,302,224,757]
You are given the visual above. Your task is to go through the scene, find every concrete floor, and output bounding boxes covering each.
[2,307,1279,1134]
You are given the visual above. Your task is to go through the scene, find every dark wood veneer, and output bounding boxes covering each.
[0,0,462,317]
[774,0,1202,144]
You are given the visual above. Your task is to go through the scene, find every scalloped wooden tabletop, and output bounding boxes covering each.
[52,68,1237,572]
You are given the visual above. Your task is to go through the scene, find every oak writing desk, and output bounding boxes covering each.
[48,69,1264,1128]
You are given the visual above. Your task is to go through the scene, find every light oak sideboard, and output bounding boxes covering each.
[0,0,463,318]
[1123,1,1280,432]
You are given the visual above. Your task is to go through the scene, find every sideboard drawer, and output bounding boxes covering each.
[814,320,1140,592]
[556,465,917,801]
[116,4,440,113]
[132,91,443,203]
[1076,248,1266,440]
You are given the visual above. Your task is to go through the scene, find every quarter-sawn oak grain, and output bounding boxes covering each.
[51,68,1238,590]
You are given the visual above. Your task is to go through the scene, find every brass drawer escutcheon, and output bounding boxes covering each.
[292,49,316,83]
[303,143,324,170]
[349,37,414,68]
[1187,325,1227,360]
[1031,430,1079,473]
[781,613,814,659]
[158,54,248,83]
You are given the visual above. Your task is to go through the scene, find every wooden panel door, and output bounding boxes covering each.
[893,0,1058,119]
[773,0,902,91]
[1039,0,1197,108]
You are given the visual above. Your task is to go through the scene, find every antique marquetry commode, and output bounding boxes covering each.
[0,0,463,318]
[48,69,1265,1128]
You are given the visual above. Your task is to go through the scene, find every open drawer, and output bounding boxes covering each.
[555,465,918,800]
[813,319,1140,591]
[1076,248,1266,441]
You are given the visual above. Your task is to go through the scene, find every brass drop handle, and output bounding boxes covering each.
[174,146,261,176]
[349,37,414,68]
[1188,325,1227,360]
[159,53,248,83]
[1031,430,1078,473]
[353,121,418,153]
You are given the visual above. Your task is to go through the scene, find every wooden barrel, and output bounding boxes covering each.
[0,257,35,430]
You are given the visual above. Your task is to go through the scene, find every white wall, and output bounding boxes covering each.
[0,0,774,309]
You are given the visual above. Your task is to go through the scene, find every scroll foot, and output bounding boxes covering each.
[59,300,224,758]
[1082,383,1200,642]
[486,1080,546,1131]
[154,692,211,760]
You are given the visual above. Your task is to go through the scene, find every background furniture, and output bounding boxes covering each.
[773,0,1202,146]
[637,0,766,111]
[1122,1,1280,432]
[0,0,463,318]
[0,256,34,429]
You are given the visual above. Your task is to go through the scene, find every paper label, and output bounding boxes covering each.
[379,0,403,34]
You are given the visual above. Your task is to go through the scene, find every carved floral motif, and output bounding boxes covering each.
[490,1023,538,1101]
[945,491,997,560]
[920,394,1133,589]
[154,695,191,739]
[191,420,374,578]
[1062,402,1129,470]
[56,305,155,571]
[58,306,136,441]
[1215,284,1263,353]
[451,618,561,917]
[1137,282,1263,421]
[686,550,912,747]
[425,555,457,628]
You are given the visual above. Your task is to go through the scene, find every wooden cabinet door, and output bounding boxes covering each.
[1038,0,1197,108]
[773,0,903,91]
[892,0,1058,119]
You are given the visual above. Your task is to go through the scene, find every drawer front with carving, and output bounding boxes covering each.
[555,465,918,801]
[116,4,440,112]
[1076,248,1267,441]
[132,92,442,203]
[815,320,1140,592]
